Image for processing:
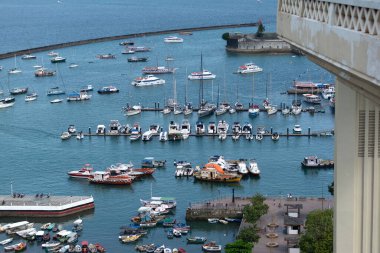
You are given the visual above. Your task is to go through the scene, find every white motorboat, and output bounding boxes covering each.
[8,68,22,74]
[188,70,216,80]
[130,123,141,141]
[109,120,121,134]
[217,120,229,141]
[229,107,236,114]
[149,124,160,134]
[207,218,219,224]
[142,66,175,74]
[271,132,280,141]
[164,36,184,43]
[25,92,38,102]
[161,106,171,114]
[47,51,59,57]
[180,119,191,136]
[50,98,63,103]
[142,130,153,141]
[207,122,217,134]
[267,105,278,115]
[69,63,79,68]
[124,105,142,116]
[202,242,222,252]
[255,133,263,141]
[0,97,15,108]
[321,86,335,99]
[291,105,302,115]
[237,159,248,175]
[131,75,165,86]
[168,121,182,141]
[96,125,106,134]
[51,56,66,63]
[232,122,242,140]
[60,132,71,140]
[0,238,13,245]
[248,159,260,176]
[21,54,36,60]
[293,124,302,134]
[195,121,206,134]
[159,131,168,141]
[237,63,263,74]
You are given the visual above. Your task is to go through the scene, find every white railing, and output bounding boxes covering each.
[279,0,379,36]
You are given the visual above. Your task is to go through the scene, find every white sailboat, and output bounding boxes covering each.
[183,69,193,116]
[248,73,260,117]
[8,55,22,74]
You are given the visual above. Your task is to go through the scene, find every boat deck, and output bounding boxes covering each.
[0,195,92,207]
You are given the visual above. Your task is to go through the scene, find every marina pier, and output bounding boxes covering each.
[0,195,95,217]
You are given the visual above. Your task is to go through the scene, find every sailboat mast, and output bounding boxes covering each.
[185,68,188,105]
[200,53,204,106]
[252,73,255,102]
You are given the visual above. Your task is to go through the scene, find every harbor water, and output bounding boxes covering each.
[0,1,334,252]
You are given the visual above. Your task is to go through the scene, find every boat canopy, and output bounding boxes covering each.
[204,163,224,174]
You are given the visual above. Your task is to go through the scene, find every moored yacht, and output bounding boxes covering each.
[142,130,153,141]
[217,120,229,140]
[207,122,217,134]
[142,66,175,74]
[97,86,119,94]
[168,121,182,141]
[237,63,263,74]
[50,56,66,63]
[0,97,15,109]
[164,36,184,43]
[67,164,94,179]
[188,70,216,80]
[248,104,260,117]
[248,159,260,176]
[180,119,191,139]
[195,121,206,135]
[131,75,165,86]
[109,120,121,134]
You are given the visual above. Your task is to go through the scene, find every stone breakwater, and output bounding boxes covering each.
[0,23,257,59]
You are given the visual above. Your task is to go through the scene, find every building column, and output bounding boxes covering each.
[335,77,380,253]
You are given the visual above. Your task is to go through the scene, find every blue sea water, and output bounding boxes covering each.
[0,1,334,252]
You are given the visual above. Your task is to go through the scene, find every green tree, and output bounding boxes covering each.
[222,32,230,40]
[237,226,260,243]
[299,209,333,253]
[243,193,269,223]
[225,239,253,253]
[256,20,265,37]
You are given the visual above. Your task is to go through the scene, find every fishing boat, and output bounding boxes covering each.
[66,91,91,101]
[127,46,151,52]
[47,87,66,96]
[131,75,165,86]
[35,68,56,77]
[119,41,134,46]
[10,87,28,95]
[303,93,321,104]
[164,36,184,43]
[188,70,216,80]
[80,85,93,92]
[248,159,260,176]
[237,63,263,74]
[89,171,132,185]
[193,163,242,183]
[202,242,222,252]
[51,56,66,63]
[96,54,116,59]
[127,57,148,62]
[97,86,119,94]
[68,164,94,179]
[301,156,334,168]
[187,236,207,244]
[25,92,38,102]
[142,66,175,74]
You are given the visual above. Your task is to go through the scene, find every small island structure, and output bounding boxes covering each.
[223,20,302,54]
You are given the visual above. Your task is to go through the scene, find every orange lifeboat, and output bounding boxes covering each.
[203,163,224,174]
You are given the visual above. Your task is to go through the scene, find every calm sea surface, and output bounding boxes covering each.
[0,1,334,252]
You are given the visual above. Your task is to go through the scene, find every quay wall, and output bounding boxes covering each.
[0,23,257,60]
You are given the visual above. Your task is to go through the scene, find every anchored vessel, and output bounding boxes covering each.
[0,195,94,217]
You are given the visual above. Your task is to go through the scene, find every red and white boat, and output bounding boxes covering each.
[67,164,94,179]
[88,171,133,185]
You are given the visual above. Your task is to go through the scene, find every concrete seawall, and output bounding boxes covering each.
[0,23,257,60]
